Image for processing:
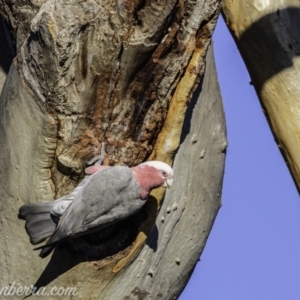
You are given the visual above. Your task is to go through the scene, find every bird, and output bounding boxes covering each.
[19,160,174,258]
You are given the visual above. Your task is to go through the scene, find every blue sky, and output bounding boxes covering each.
[180,16,300,300]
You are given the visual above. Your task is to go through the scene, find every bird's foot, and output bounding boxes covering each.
[85,142,110,175]
[86,142,106,166]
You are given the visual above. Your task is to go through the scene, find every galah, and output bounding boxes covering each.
[19,161,173,258]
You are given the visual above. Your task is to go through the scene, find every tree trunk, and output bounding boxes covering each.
[0,1,225,299]
[222,0,300,193]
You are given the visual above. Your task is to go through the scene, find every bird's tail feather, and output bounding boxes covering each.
[38,244,56,258]
[19,202,57,245]
[34,224,68,258]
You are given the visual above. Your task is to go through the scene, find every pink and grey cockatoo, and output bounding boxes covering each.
[19,160,173,258]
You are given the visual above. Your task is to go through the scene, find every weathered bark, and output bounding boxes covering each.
[222,1,300,192]
[0,0,225,299]
[102,44,226,300]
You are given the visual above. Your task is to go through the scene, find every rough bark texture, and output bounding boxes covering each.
[102,44,226,300]
[222,0,300,192]
[0,0,225,299]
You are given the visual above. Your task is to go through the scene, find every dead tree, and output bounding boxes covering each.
[0,1,226,299]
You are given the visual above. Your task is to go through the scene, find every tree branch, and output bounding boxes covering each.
[222,0,300,193]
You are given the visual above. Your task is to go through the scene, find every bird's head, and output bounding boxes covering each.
[140,161,174,188]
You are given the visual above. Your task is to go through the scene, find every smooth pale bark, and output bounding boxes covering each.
[222,1,300,192]
[0,1,225,299]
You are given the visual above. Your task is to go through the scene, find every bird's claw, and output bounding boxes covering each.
[86,142,106,166]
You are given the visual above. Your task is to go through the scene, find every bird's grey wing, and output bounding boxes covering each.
[75,171,144,232]
[51,174,93,217]
[44,166,142,244]
[70,166,144,234]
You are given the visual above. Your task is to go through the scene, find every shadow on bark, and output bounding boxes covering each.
[0,15,15,74]
[31,198,159,291]
[180,76,204,144]
[236,6,300,91]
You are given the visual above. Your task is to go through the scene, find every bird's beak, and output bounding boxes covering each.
[163,178,173,188]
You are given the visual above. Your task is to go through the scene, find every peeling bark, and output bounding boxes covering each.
[0,0,225,299]
[222,0,300,192]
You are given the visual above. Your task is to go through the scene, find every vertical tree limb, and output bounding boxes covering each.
[222,0,300,192]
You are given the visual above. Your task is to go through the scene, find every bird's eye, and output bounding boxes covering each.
[161,171,167,176]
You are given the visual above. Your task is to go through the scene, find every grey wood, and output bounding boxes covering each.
[0,1,225,299]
